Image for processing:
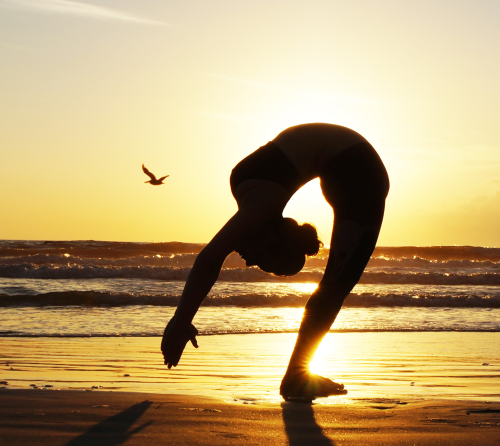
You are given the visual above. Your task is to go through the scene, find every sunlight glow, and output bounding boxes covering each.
[1,0,499,245]
[260,95,369,142]
[309,337,331,375]
[288,283,318,294]
[284,179,333,244]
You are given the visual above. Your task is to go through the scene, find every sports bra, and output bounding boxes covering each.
[230,141,306,197]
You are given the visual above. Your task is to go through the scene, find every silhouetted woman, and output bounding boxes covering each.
[161,123,389,400]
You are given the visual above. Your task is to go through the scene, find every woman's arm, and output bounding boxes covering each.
[160,239,230,368]
[172,235,234,325]
[161,181,288,367]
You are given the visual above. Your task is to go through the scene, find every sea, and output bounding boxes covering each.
[1,240,500,401]
[1,240,499,337]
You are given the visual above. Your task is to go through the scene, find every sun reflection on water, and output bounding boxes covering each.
[270,282,318,294]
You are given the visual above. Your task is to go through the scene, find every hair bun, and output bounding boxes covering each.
[279,218,322,257]
[297,223,322,256]
[256,218,322,277]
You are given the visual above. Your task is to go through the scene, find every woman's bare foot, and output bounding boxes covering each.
[280,369,347,401]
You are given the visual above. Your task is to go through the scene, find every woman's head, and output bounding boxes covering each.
[236,218,322,276]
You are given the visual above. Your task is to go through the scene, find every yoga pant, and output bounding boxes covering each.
[320,142,389,225]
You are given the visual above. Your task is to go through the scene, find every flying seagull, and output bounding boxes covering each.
[142,164,169,185]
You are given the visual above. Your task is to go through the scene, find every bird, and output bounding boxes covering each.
[142,164,169,185]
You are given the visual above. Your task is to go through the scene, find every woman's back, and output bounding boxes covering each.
[272,123,368,181]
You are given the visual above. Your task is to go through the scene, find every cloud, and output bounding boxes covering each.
[1,0,166,25]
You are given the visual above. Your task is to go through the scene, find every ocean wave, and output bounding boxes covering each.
[1,263,500,285]
[2,240,500,262]
[0,240,205,259]
[0,253,203,268]
[367,257,500,270]
[0,264,191,280]
[1,290,498,308]
[372,246,500,261]
[1,253,499,274]
[359,271,500,285]
[2,327,500,337]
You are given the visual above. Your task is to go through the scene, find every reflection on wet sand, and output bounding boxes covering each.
[1,332,499,403]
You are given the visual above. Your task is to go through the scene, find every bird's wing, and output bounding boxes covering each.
[159,175,170,182]
[142,164,157,180]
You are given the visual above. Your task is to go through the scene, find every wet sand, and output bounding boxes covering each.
[1,333,500,444]
[1,333,499,402]
[1,389,500,445]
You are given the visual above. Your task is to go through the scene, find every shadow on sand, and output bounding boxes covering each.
[281,402,335,445]
[64,400,152,446]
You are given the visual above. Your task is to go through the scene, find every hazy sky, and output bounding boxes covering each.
[1,0,499,246]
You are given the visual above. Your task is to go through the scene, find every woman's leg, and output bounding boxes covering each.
[280,216,384,398]
[280,142,389,398]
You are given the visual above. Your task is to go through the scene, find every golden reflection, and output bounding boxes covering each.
[308,337,330,375]
[288,283,318,293]
[275,283,317,330]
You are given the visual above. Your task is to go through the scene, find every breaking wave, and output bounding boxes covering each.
[1,263,499,285]
[1,290,499,308]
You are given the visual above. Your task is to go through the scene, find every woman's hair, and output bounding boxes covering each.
[257,218,322,276]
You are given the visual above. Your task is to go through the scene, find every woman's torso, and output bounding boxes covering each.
[230,123,373,204]
[272,123,368,182]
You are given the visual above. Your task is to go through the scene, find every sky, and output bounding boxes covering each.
[1,0,500,246]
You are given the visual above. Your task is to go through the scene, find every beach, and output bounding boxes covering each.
[2,333,500,444]
[2,333,500,402]
[1,240,500,443]
[3,0,500,442]
[2,389,500,445]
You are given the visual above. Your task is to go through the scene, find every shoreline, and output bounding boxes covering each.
[2,327,500,337]
[1,389,500,445]
[1,333,499,403]
[2,331,500,443]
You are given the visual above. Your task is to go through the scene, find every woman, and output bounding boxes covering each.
[161,123,390,401]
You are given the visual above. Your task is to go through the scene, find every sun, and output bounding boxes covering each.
[283,179,333,245]
[257,86,375,137]
[251,92,380,243]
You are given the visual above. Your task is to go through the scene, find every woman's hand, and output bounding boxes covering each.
[161,316,198,368]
